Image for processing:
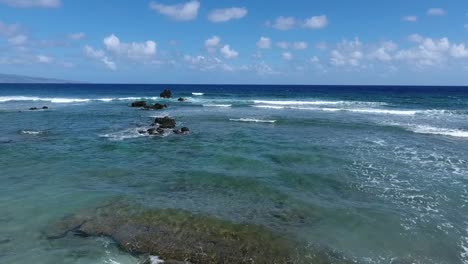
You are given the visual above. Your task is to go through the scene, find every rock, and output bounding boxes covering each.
[177,98,187,102]
[29,107,38,111]
[45,202,309,264]
[174,127,190,135]
[155,116,176,129]
[138,130,147,135]
[147,128,157,135]
[131,101,148,108]
[42,106,49,110]
[144,103,167,110]
[160,89,172,98]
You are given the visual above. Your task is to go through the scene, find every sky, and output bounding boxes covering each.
[0,0,468,85]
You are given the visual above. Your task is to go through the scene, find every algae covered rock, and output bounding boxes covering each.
[45,202,301,263]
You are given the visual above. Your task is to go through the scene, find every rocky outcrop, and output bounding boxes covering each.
[177,98,187,102]
[45,202,314,264]
[174,127,190,134]
[29,106,48,110]
[160,89,172,98]
[155,116,176,129]
[144,103,167,110]
[131,101,147,108]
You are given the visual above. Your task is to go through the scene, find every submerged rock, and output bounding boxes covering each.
[29,107,38,111]
[160,89,172,98]
[131,101,148,108]
[174,127,190,134]
[155,116,176,129]
[45,202,307,264]
[177,98,187,102]
[42,106,49,110]
[144,103,167,110]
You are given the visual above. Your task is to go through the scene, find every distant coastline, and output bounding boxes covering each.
[0,73,78,84]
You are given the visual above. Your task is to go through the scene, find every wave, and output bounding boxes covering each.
[203,104,232,107]
[20,130,45,135]
[99,128,148,141]
[192,93,204,96]
[253,99,386,106]
[253,105,419,116]
[230,118,276,123]
[410,125,468,138]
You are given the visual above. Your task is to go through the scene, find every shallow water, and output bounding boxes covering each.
[0,84,468,263]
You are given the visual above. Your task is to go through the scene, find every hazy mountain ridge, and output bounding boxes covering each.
[0,73,75,83]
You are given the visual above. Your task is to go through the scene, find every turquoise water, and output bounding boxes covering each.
[0,84,468,263]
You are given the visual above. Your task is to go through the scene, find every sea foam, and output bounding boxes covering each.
[203,104,232,107]
[192,92,204,96]
[230,118,276,123]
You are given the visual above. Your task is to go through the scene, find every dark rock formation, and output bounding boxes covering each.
[131,101,147,108]
[155,116,176,129]
[177,98,187,102]
[29,107,38,111]
[174,127,190,134]
[160,89,172,98]
[45,202,310,264]
[42,106,49,110]
[144,103,167,110]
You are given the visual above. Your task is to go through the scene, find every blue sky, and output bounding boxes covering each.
[0,0,468,85]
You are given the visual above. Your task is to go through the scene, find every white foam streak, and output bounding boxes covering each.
[21,130,43,135]
[99,128,147,141]
[411,125,468,138]
[203,104,232,107]
[254,100,342,105]
[230,118,276,123]
[254,104,418,116]
[192,92,204,96]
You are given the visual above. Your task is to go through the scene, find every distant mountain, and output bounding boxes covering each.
[0,73,75,83]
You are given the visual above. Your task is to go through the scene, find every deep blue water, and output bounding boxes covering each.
[0,84,468,263]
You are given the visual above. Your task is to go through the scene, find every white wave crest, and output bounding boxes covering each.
[253,100,342,105]
[192,92,204,96]
[410,125,468,138]
[230,118,276,123]
[203,104,232,107]
[21,130,44,135]
[254,104,418,116]
[99,128,147,141]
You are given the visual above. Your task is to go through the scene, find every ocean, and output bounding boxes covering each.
[0,84,467,264]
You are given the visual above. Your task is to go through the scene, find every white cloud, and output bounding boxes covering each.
[275,41,308,50]
[8,34,28,45]
[276,42,289,49]
[303,15,328,29]
[84,45,117,70]
[451,44,468,58]
[103,34,157,60]
[0,0,60,8]
[184,55,234,72]
[0,21,21,36]
[408,34,424,43]
[69,32,85,40]
[208,7,247,23]
[102,57,116,70]
[256,37,271,49]
[220,45,238,59]
[282,52,293,61]
[395,37,451,67]
[293,41,308,50]
[330,38,364,67]
[37,55,53,63]
[427,8,446,16]
[403,16,418,22]
[271,16,296,31]
[149,1,200,21]
[205,35,221,52]
[310,56,320,63]
[84,45,105,59]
